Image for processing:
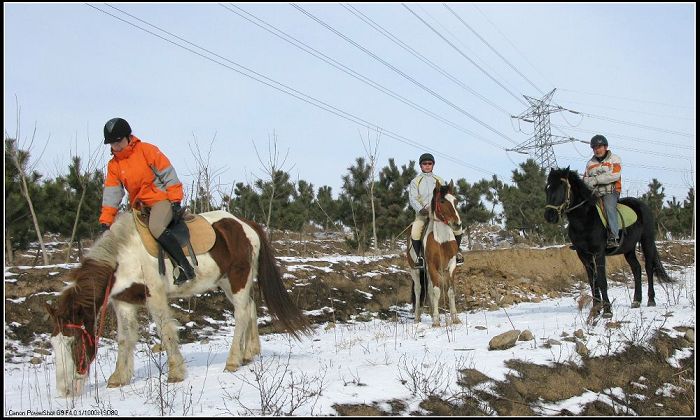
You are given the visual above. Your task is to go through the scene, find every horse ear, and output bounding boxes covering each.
[434,179,441,190]
[44,302,56,321]
[448,179,454,192]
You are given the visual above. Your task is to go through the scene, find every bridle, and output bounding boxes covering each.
[61,271,114,375]
[545,177,588,219]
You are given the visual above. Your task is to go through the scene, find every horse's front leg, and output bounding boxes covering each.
[410,268,422,323]
[220,274,254,372]
[427,266,441,327]
[107,300,138,388]
[146,289,185,383]
[593,253,613,318]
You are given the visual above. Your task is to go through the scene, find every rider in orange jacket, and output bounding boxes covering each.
[99,117,195,285]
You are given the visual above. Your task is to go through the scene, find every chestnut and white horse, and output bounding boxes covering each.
[406,180,463,326]
[45,210,311,397]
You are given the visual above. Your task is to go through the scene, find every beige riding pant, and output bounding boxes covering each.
[148,200,173,239]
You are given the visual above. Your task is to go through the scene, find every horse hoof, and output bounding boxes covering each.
[631,301,641,309]
[167,376,184,383]
[648,300,656,307]
[107,376,129,388]
[432,322,441,328]
[224,363,240,372]
[602,312,613,319]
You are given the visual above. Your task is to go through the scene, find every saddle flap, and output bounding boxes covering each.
[595,202,638,229]
[134,210,217,258]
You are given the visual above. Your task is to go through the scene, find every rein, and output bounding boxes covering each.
[545,177,589,218]
[63,270,115,375]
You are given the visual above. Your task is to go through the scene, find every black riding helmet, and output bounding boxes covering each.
[590,134,608,149]
[419,153,435,164]
[104,118,132,144]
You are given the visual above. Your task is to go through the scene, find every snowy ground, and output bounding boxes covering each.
[3,262,694,416]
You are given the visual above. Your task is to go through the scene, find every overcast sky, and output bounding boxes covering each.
[4,3,695,202]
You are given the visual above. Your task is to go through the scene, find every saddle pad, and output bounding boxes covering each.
[133,210,217,258]
[596,203,638,229]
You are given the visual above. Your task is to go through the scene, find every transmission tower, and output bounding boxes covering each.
[507,88,578,169]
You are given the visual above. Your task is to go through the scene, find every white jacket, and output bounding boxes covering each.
[584,150,622,195]
[408,172,444,213]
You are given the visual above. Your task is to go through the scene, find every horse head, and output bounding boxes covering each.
[45,296,93,397]
[45,259,113,397]
[545,167,594,224]
[432,179,462,229]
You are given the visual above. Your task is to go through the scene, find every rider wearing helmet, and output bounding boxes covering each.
[100,117,196,285]
[583,134,622,248]
[408,153,464,268]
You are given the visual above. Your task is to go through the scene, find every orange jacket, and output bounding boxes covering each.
[99,136,184,225]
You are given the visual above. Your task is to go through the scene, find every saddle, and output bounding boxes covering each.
[133,210,216,273]
[595,202,638,230]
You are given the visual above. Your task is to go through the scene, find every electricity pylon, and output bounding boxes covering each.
[507,88,578,170]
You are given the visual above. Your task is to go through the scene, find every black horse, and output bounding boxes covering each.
[544,167,670,318]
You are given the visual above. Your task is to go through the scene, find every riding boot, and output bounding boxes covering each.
[156,229,196,285]
[606,231,619,248]
[454,234,464,265]
[411,239,424,268]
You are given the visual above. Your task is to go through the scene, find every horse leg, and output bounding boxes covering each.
[639,253,658,306]
[447,285,460,325]
[146,291,185,383]
[220,274,253,372]
[576,250,601,316]
[107,300,138,388]
[410,268,422,323]
[594,254,613,318]
[624,251,643,308]
[427,266,441,327]
[243,297,261,363]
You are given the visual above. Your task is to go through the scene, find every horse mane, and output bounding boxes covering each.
[56,212,134,318]
[550,167,594,203]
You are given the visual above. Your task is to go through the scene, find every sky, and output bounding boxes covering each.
[4,3,696,202]
[3,250,696,415]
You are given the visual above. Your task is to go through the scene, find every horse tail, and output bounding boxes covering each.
[247,222,313,340]
[638,200,673,283]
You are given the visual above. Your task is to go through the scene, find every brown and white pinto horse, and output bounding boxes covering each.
[45,210,312,397]
[406,180,462,326]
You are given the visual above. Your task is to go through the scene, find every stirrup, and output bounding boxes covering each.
[455,253,464,265]
[173,265,195,286]
[414,256,425,268]
[606,238,619,249]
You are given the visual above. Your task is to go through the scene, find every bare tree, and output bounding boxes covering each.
[5,99,50,265]
[359,127,381,252]
[187,132,228,213]
[252,130,294,234]
[65,130,105,263]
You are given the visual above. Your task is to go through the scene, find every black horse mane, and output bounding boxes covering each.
[549,167,594,204]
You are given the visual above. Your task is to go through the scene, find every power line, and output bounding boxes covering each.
[473,4,556,93]
[556,99,695,121]
[402,3,527,107]
[88,4,494,177]
[557,88,695,110]
[443,3,544,97]
[220,3,506,151]
[341,3,511,116]
[291,3,520,146]
[576,111,695,138]
[550,124,694,150]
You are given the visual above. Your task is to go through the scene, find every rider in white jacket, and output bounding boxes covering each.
[408,153,464,268]
[583,134,622,248]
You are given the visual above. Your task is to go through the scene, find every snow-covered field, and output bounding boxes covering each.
[3,262,694,416]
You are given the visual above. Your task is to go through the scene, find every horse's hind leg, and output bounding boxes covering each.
[243,297,260,363]
[107,301,138,387]
[220,273,254,372]
[624,251,643,308]
[146,290,185,383]
[640,240,657,306]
